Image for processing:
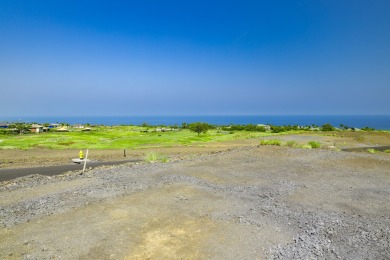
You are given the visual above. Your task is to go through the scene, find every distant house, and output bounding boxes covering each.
[0,124,9,129]
[48,123,59,128]
[155,127,174,132]
[257,124,271,131]
[57,126,69,132]
[30,124,44,133]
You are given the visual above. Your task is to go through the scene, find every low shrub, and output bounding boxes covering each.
[367,149,377,154]
[321,123,335,131]
[144,152,169,163]
[0,145,16,150]
[286,140,298,147]
[300,144,312,149]
[308,141,321,148]
[222,124,266,132]
[260,139,281,146]
[58,141,76,146]
[385,149,390,153]
[271,126,285,133]
[354,135,365,142]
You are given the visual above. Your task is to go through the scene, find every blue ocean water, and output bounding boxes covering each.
[1,115,389,130]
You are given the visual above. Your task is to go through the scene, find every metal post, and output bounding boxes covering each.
[83,149,89,173]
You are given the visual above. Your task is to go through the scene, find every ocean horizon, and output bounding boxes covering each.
[1,115,390,130]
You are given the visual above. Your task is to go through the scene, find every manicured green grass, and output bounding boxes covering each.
[0,126,276,150]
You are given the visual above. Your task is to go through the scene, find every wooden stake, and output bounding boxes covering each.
[83,149,89,173]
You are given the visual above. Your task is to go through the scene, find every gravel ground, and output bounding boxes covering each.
[0,145,389,259]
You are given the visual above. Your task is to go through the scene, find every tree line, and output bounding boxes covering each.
[0,121,375,136]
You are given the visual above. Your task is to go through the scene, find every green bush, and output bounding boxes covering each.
[221,124,266,132]
[270,126,285,133]
[367,149,377,154]
[260,139,281,146]
[384,149,390,153]
[321,123,335,131]
[362,126,375,131]
[144,152,169,163]
[286,140,298,147]
[308,141,321,148]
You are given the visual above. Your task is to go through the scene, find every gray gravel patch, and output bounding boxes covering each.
[0,146,389,259]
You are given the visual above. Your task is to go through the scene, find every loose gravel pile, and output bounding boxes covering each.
[1,146,389,259]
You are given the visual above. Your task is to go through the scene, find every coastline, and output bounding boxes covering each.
[1,115,390,130]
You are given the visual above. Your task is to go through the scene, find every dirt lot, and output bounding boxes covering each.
[1,131,389,169]
[0,143,389,259]
[0,139,258,169]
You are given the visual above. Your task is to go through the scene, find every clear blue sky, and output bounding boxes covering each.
[1,0,389,116]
